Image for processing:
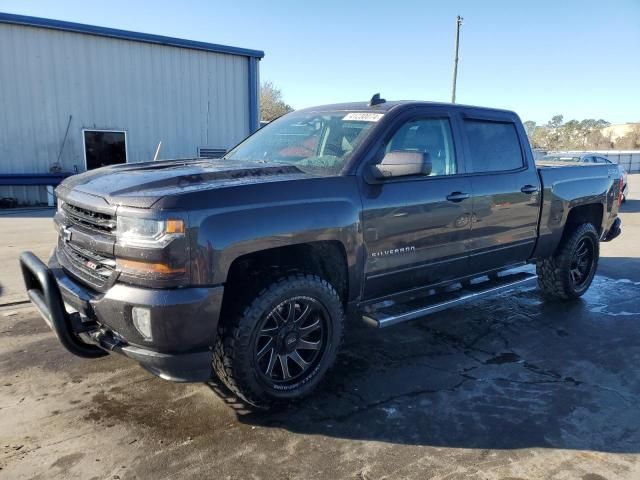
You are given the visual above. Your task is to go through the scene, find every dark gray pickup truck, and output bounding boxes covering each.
[20,97,623,408]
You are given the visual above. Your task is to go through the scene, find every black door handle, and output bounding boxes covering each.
[446,192,470,202]
[521,185,539,194]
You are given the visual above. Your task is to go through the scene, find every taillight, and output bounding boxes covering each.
[618,177,624,205]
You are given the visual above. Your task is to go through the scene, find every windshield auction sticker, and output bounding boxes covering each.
[343,112,384,122]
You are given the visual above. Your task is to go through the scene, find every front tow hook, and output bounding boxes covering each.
[88,329,124,352]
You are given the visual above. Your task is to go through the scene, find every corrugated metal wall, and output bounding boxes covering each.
[0,23,251,204]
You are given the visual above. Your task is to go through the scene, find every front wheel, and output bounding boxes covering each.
[213,274,344,408]
[536,223,599,300]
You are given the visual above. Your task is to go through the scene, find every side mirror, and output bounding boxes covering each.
[370,151,432,179]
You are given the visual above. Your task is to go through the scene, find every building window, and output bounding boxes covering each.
[83,130,127,170]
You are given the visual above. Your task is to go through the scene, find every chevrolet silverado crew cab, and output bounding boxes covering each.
[21,96,623,408]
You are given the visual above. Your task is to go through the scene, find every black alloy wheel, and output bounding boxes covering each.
[254,296,328,386]
[569,236,596,291]
[212,274,344,408]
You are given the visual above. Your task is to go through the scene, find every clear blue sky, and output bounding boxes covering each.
[2,0,639,124]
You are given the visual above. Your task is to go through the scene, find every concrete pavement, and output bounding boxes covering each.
[0,209,56,304]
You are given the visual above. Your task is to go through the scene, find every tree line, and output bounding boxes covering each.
[524,116,640,151]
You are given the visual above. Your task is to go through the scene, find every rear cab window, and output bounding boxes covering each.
[463,119,524,173]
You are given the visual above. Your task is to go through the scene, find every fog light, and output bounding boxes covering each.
[132,307,152,341]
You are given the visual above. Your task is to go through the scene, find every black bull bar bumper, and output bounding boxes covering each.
[19,251,217,382]
[19,251,107,358]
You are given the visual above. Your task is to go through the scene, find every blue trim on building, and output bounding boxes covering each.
[0,173,71,186]
[0,12,264,59]
[248,57,260,133]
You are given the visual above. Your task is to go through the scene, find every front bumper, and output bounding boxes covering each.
[19,251,223,382]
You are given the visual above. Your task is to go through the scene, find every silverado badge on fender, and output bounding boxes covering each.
[371,246,416,258]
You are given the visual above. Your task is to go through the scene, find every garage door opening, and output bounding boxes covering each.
[83,130,127,170]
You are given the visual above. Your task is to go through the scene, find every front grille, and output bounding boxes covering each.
[64,242,115,278]
[62,202,116,234]
[58,240,117,291]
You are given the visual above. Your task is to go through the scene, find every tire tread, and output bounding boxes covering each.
[212,273,344,409]
[536,223,599,300]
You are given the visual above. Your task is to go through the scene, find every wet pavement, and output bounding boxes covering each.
[1,177,639,479]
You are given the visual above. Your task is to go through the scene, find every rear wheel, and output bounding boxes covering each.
[213,274,344,408]
[536,223,599,300]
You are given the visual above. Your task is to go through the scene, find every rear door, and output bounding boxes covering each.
[360,109,473,300]
[461,114,542,273]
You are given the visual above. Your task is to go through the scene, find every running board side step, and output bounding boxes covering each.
[362,271,537,328]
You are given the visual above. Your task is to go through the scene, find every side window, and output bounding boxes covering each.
[385,118,457,175]
[463,120,524,173]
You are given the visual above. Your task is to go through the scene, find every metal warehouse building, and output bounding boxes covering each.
[0,13,263,205]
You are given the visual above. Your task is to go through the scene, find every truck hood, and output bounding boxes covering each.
[57,159,309,208]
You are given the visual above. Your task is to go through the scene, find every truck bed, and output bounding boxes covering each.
[533,161,622,259]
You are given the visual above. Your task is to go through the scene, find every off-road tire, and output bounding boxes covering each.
[536,223,599,300]
[212,273,344,409]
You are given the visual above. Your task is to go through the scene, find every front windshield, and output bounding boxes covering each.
[224,110,383,175]
[540,155,582,162]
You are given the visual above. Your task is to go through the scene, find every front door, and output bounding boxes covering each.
[360,113,472,300]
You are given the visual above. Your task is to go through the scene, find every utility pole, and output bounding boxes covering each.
[451,15,463,103]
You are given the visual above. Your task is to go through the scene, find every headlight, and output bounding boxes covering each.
[116,217,184,248]
[56,198,64,213]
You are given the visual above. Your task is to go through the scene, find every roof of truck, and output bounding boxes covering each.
[297,100,518,117]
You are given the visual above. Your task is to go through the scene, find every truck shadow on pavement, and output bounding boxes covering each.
[214,274,640,453]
